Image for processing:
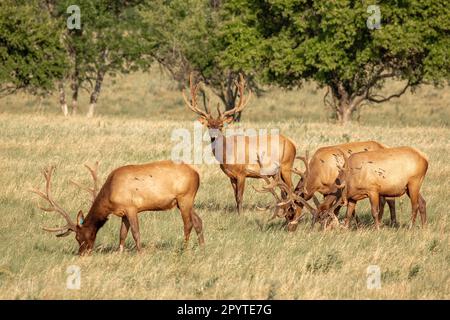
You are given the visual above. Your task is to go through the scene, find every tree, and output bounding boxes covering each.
[0,0,66,98]
[45,0,156,116]
[145,0,261,120]
[221,0,450,123]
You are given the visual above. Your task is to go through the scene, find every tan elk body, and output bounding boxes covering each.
[32,160,204,255]
[183,74,297,214]
[294,141,396,225]
[329,147,428,229]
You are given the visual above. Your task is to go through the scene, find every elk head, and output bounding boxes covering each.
[30,163,99,255]
[251,160,318,232]
[182,73,252,135]
[291,151,322,223]
[312,155,348,228]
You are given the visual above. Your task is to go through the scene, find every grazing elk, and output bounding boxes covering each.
[321,147,428,230]
[31,160,204,255]
[293,141,396,227]
[251,163,318,232]
[183,74,297,214]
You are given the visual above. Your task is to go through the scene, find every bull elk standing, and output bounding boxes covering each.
[321,147,428,229]
[31,160,204,255]
[183,74,297,214]
[293,141,396,227]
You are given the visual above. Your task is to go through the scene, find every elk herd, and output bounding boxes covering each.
[31,75,429,255]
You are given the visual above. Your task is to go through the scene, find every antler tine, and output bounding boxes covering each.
[85,161,99,199]
[182,73,210,119]
[42,226,69,232]
[269,206,284,221]
[320,197,342,227]
[70,162,100,203]
[266,168,319,218]
[287,193,317,215]
[329,197,343,215]
[291,167,305,178]
[297,150,310,173]
[30,166,76,233]
[222,73,252,117]
[312,194,320,208]
[248,169,280,199]
[249,168,284,215]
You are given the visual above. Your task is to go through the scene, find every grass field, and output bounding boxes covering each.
[0,71,449,299]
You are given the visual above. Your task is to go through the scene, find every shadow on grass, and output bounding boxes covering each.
[196,202,279,214]
[94,239,201,256]
[342,210,404,230]
[252,217,287,232]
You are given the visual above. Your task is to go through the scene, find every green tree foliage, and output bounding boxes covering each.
[220,0,450,123]
[45,0,156,116]
[145,0,259,119]
[0,0,66,97]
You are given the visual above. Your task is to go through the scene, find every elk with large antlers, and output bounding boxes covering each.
[251,162,318,231]
[319,147,428,230]
[292,141,396,227]
[31,161,204,255]
[183,73,297,214]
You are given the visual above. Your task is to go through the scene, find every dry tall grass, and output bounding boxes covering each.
[0,71,448,299]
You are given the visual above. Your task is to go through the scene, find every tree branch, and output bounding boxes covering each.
[367,80,411,103]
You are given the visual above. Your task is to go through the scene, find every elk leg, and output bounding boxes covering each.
[407,182,421,229]
[378,196,386,222]
[287,207,303,232]
[344,200,356,228]
[230,178,238,211]
[119,216,130,253]
[333,205,341,218]
[126,211,141,252]
[191,210,205,245]
[230,177,237,197]
[387,199,397,227]
[418,194,427,227]
[280,164,293,199]
[354,213,361,228]
[177,198,194,247]
[368,193,381,230]
[236,177,246,214]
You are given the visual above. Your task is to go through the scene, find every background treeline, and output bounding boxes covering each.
[0,0,449,124]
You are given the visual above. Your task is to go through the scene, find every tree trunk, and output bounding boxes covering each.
[336,101,353,124]
[336,98,364,124]
[223,73,240,121]
[71,68,79,115]
[87,70,105,118]
[330,83,358,125]
[58,82,68,116]
[71,89,78,115]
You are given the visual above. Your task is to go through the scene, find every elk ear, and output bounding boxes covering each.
[77,210,85,227]
[198,117,208,126]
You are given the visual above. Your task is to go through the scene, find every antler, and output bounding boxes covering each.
[182,73,211,119]
[311,192,346,229]
[222,73,252,118]
[30,166,76,236]
[70,162,100,203]
[292,150,309,193]
[252,168,317,220]
[291,167,305,179]
[297,150,310,174]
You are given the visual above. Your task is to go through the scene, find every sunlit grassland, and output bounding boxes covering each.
[0,71,449,299]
